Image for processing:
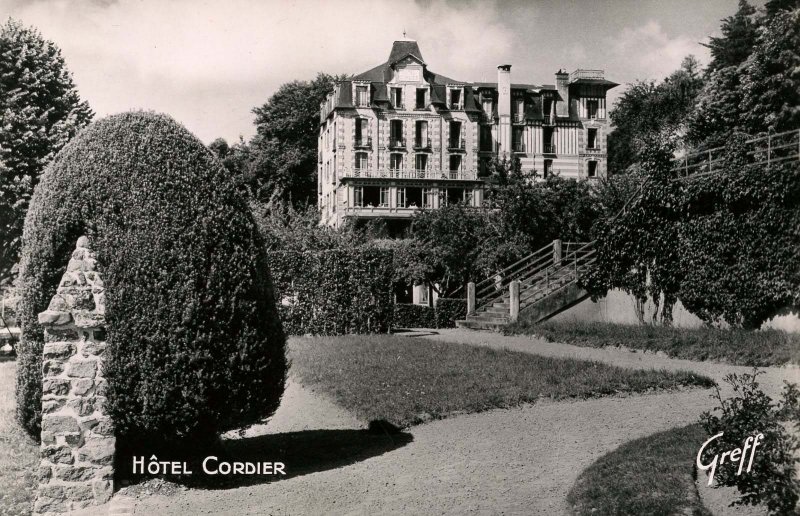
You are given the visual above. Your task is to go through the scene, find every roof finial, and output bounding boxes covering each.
[402,28,406,38]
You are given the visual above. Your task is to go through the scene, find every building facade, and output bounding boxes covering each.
[318,39,617,228]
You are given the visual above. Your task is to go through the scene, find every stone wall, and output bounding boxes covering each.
[35,236,114,515]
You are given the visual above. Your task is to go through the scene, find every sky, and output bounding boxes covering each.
[1,0,759,144]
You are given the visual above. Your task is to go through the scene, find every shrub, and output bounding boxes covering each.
[393,303,436,329]
[268,248,394,335]
[16,112,286,444]
[699,370,799,514]
[434,298,467,329]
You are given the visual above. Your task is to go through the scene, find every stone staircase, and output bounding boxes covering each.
[456,241,595,330]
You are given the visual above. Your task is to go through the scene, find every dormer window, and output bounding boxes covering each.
[355,85,370,107]
[391,87,403,109]
[416,88,427,109]
[449,89,462,110]
[482,97,493,116]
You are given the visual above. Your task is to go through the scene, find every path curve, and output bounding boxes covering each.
[129,331,798,515]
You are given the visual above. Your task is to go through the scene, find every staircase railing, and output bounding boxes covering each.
[470,240,595,315]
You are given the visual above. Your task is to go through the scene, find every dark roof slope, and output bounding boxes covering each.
[352,40,463,85]
[388,40,424,64]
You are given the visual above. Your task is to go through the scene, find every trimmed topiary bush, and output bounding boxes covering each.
[393,303,436,329]
[16,111,286,445]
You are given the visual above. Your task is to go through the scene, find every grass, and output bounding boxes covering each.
[0,362,39,516]
[504,320,800,367]
[567,424,711,516]
[289,335,714,427]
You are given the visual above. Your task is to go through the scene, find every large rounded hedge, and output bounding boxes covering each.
[16,111,286,444]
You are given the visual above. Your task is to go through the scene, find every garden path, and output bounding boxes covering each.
[130,331,797,515]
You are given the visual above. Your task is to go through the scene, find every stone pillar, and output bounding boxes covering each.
[552,239,562,267]
[467,282,476,315]
[35,236,114,515]
[509,280,520,322]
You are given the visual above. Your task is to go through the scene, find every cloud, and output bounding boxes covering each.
[2,0,513,142]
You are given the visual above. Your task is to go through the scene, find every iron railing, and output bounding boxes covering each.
[341,168,478,180]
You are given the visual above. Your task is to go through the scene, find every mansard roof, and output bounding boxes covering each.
[351,40,464,85]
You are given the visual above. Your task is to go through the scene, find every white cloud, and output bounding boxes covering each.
[2,0,513,142]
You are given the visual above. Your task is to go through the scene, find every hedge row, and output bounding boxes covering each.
[392,298,467,329]
[268,248,394,335]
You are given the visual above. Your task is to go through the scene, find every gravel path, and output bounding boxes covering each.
[129,331,798,515]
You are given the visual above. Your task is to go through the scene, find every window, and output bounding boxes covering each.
[396,187,406,208]
[423,187,435,208]
[514,98,524,122]
[391,87,403,109]
[354,186,363,207]
[415,120,429,148]
[464,189,474,205]
[362,186,380,207]
[355,118,368,146]
[450,89,462,109]
[587,128,597,149]
[588,161,598,178]
[482,97,493,116]
[390,120,404,146]
[479,157,492,177]
[513,127,524,152]
[480,125,493,152]
[356,85,369,107]
[407,187,422,207]
[446,188,464,205]
[355,152,367,171]
[543,98,553,123]
[449,155,462,178]
[419,285,429,306]
[543,127,555,153]
[544,159,553,178]
[586,99,598,119]
[416,88,427,109]
[415,154,428,175]
[449,121,462,148]
[390,153,403,172]
[379,187,390,207]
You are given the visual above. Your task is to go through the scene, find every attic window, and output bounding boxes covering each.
[449,89,462,110]
[356,85,370,107]
[391,87,403,109]
[416,88,427,109]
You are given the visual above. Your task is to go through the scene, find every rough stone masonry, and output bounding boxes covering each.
[34,236,114,515]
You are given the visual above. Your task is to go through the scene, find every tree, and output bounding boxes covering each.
[247,73,345,205]
[608,56,703,173]
[0,19,93,285]
[703,0,759,72]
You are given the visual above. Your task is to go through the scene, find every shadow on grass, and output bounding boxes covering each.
[117,422,412,491]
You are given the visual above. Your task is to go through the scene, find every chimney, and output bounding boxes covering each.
[555,69,569,117]
[497,65,512,154]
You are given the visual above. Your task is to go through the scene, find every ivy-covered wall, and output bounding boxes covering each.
[268,248,394,335]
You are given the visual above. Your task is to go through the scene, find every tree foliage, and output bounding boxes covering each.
[0,19,93,285]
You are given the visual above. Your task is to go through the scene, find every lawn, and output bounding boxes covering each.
[504,320,800,367]
[567,424,711,516]
[0,361,39,516]
[289,335,714,427]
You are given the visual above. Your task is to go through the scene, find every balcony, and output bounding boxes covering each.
[543,143,556,154]
[569,69,605,81]
[448,140,466,152]
[341,168,478,180]
[542,115,555,126]
[388,138,406,150]
[413,138,432,150]
[512,141,525,153]
[513,112,526,124]
[354,137,372,149]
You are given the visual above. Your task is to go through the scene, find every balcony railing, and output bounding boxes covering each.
[342,168,478,180]
[448,140,466,151]
[542,115,554,126]
[569,69,605,81]
[543,143,556,154]
[513,113,526,124]
[413,138,432,150]
[389,138,406,149]
[354,137,372,149]
[513,141,525,153]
